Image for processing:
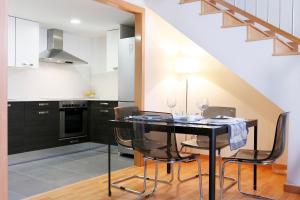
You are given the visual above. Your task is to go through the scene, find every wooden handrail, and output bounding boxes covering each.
[208,0,300,44]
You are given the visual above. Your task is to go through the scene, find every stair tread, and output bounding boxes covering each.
[222,24,247,28]
[179,0,200,4]
[273,52,300,56]
[200,0,222,15]
[275,38,297,50]
[246,37,274,42]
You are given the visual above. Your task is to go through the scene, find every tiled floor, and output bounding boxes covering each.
[8,143,133,200]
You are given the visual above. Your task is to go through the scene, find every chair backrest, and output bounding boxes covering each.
[203,106,236,118]
[267,112,289,161]
[198,106,236,141]
[114,106,139,148]
[132,111,181,160]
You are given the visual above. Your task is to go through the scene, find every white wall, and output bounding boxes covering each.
[126,0,300,186]
[90,37,118,100]
[8,27,118,100]
[8,63,90,99]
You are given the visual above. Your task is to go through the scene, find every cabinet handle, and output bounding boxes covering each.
[100,102,109,106]
[38,111,49,115]
[38,103,49,107]
[21,62,34,67]
[8,104,11,108]
[99,110,109,113]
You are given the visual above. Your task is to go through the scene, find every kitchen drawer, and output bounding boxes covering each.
[25,109,59,122]
[91,108,114,120]
[90,101,118,109]
[25,101,58,110]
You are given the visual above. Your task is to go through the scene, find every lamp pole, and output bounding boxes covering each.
[185,77,188,115]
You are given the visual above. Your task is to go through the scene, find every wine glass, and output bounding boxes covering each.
[166,96,176,114]
[196,98,209,118]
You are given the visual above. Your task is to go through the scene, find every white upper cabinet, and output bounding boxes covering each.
[14,18,39,68]
[106,29,120,72]
[8,16,16,67]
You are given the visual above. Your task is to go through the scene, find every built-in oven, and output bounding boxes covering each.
[59,101,88,140]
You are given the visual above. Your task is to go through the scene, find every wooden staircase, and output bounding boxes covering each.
[179,0,300,56]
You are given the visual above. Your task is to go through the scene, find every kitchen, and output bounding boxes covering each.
[7,0,136,199]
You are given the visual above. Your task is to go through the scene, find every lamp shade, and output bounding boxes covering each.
[175,56,200,74]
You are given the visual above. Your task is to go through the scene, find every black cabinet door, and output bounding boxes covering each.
[24,102,59,151]
[89,101,117,145]
[8,102,25,154]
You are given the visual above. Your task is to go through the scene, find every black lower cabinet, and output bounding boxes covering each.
[8,102,25,154]
[8,100,118,155]
[89,101,117,145]
[23,102,59,152]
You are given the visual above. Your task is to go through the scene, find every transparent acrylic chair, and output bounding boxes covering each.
[220,112,289,200]
[180,107,237,191]
[132,111,203,199]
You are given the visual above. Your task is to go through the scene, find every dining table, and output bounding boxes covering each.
[107,118,258,200]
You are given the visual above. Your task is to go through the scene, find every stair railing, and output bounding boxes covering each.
[213,0,300,44]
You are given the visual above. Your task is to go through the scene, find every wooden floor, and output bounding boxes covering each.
[27,159,300,200]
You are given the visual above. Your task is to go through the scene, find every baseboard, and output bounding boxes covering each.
[284,183,300,194]
[272,164,287,175]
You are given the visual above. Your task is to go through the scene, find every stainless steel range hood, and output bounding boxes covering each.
[39,29,88,64]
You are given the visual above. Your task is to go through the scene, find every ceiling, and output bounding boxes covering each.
[8,0,135,37]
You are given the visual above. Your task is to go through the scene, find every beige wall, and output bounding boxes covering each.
[143,10,285,163]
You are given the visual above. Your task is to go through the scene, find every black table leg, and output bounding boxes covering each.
[108,143,111,196]
[254,125,258,190]
[167,131,171,174]
[209,131,216,200]
[167,163,171,174]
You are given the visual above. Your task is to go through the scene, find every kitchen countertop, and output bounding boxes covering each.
[8,98,118,102]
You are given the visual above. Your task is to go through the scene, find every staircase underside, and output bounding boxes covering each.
[180,0,300,56]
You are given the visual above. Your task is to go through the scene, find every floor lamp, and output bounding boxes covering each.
[175,56,200,153]
[175,56,200,115]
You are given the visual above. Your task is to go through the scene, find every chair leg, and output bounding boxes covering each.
[140,160,159,199]
[237,163,275,200]
[112,157,173,196]
[217,152,236,192]
[177,155,203,200]
[220,160,226,200]
[197,157,203,200]
[177,160,200,182]
[111,157,148,195]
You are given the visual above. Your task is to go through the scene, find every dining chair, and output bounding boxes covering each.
[114,106,139,150]
[132,111,203,199]
[179,107,237,189]
[112,107,185,195]
[220,112,289,200]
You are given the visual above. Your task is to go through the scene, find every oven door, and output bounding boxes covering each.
[59,108,87,139]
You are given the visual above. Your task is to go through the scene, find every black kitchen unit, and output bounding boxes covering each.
[8,100,118,155]
[89,101,118,145]
[8,102,25,154]
[24,101,59,151]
